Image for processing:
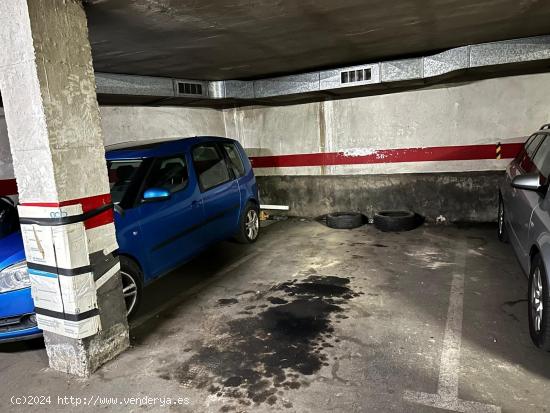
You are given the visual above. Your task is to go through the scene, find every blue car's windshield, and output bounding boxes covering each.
[0,197,19,240]
[108,160,143,204]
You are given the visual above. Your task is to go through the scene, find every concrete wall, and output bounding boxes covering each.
[223,73,550,176]
[0,105,225,180]
[100,106,225,145]
[256,172,504,222]
[222,72,550,221]
[223,103,323,176]
[0,111,13,181]
[1,72,550,222]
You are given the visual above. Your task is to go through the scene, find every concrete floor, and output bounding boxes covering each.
[1,219,549,412]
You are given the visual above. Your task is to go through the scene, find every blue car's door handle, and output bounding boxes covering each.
[191,200,202,208]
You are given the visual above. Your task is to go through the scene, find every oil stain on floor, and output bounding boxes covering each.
[157,274,362,411]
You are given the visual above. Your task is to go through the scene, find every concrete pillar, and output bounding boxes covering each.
[0,0,129,376]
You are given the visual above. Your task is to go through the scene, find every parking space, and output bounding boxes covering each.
[1,220,548,412]
[3,2,550,411]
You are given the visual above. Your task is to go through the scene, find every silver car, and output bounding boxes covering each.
[499,123,550,349]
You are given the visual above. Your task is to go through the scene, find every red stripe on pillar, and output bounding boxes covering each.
[0,179,18,196]
[249,142,524,168]
[70,194,114,230]
[21,193,113,230]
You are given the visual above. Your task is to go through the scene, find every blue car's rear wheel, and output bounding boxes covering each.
[119,256,143,319]
[235,203,260,244]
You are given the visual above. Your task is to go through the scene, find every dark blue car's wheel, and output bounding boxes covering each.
[119,256,143,319]
[235,203,260,244]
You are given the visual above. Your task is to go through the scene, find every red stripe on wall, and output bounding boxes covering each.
[21,193,114,230]
[8,142,525,227]
[249,142,524,168]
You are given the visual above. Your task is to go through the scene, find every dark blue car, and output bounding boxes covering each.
[0,136,260,342]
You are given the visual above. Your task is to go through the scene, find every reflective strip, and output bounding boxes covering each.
[19,203,113,227]
[35,313,100,339]
[35,307,99,322]
[27,262,92,277]
[28,267,58,278]
[95,262,121,290]
[20,193,114,230]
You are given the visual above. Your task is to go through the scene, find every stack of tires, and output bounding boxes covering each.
[326,212,365,229]
[372,210,420,232]
[325,210,421,232]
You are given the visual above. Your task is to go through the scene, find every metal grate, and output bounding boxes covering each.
[177,82,203,96]
[341,68,372,84]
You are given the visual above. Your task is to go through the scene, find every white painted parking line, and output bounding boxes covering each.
[404,240,501,413]
[131,251,259,329]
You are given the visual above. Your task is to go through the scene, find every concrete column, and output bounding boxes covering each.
[0,0,129,376]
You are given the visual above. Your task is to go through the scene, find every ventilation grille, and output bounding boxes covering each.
[340,68,372,84]
[176,81,204,96]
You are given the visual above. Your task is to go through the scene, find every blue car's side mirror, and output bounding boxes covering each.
[143,187,171,202]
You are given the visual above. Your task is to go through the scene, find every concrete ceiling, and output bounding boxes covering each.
[85,0,550,81]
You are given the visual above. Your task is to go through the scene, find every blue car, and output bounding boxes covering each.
[0,136,260,343]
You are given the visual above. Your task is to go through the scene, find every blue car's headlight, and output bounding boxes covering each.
[0,261,30,293]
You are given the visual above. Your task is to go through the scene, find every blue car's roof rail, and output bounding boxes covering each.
[105,136,232,161]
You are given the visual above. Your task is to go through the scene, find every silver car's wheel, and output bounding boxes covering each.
[498,204,504,234]
[246,209,259,241]
[497,194,508,243]
[531,267,543,333]
[121,270,138,316]
[528,255,550,350]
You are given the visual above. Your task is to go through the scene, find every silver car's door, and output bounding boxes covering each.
[508,134,545,255]
[527,134,550,246]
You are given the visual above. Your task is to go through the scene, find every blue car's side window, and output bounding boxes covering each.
[222,142,245,178]
[108,160,144,204]
[143,156,188,195]
[192,144,232,192]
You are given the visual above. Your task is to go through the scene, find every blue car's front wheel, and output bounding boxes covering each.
[119,256,143,319]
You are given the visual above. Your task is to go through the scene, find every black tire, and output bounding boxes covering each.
[497,193,509,243]
[235,203,260,243]
[119,256,143,319]
[529,254,550,350]
[373,210,419,232]
[326,212,364,229]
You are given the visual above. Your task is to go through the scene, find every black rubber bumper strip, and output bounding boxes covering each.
[19,203,114,226]
[35,307,99,322]
[27,262,92,277]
